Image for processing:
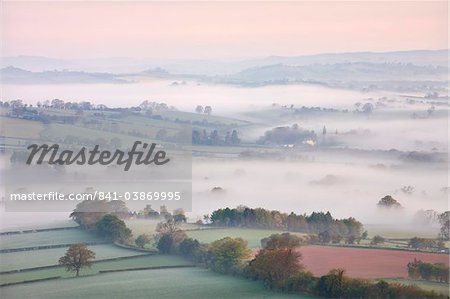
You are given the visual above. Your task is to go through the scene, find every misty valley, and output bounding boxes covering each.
[0,50,449,298]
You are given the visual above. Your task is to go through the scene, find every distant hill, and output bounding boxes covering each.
[2,49,448,75]
[221,62,448,84]
[245,50,450,68]
[0,66,130,84]
[1,50,448,89]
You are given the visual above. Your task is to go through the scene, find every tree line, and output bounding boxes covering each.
[192,129,240,146]
[408,259,449,283]
[257,124,317,146]
[208,207,365,244]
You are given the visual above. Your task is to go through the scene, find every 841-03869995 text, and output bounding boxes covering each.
[9,191,182,201]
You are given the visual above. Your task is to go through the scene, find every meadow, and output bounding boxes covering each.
[0,267,312,299]
[0,244,148,272]
[0,255,193,285]
[0,228,101,250]
[186,228,306,248]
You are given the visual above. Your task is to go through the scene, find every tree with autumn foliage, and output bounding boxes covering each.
[246,233,304,289]
[58,243,96,277]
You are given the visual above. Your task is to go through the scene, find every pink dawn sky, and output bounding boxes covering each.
[1,1,448,59]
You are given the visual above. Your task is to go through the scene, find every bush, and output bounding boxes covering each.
[95,214,132,243]
[135,234,151,248]
[156,234,173,254]
[206,237,251,274]
[179,238,201,260]
[370,235,385,245]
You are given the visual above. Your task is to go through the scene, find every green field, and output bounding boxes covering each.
[0,220,78,233]
[0,255,192,285]
[0,244,147,272]
[0,116,44,139]
[382,279,449,297]
[0,229,102,250]
[1,267,312,299]
[186,228,306,248]
[364,224,440,239]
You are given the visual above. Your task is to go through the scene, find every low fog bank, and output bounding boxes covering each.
[0,208,75,232]
[190,159,448,228]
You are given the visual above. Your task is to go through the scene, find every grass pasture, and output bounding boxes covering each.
[0,267,311,299]
[0,228,102,250]
[0,244,148,272]
[0,219,78,233]
[0,116,44,139]
[364,224,440,239]
[186,228,306,248]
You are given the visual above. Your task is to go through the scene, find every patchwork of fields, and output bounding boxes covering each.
[0,220,448,297]
[0,223,313,298]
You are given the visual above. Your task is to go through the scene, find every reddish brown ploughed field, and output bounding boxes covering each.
[300,245,449,279]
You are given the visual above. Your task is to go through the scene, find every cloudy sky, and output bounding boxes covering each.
[1,1,448,59]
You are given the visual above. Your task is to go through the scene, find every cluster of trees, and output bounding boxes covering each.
[209,207,365,244]
[408,259,449,283]
[6,104,80,124]
[138,100,175,113]
[438,211,449,240]
[0,99,96,110]
[164,229,444,298]
[408,237,446,251]
[354,102,374,114]
[154,218,188,253]
[136,205,187,222]
[70,200,132,243]
[70,200,130,228]
[192,129,240,146]
[154,218,251,274]
[370,235,386,245]
[312,270,443,298]
[195,105,212,115]
[292,106,344,114]
[1,99,176,117]
[377,195,402,209]
[257,124,317,146]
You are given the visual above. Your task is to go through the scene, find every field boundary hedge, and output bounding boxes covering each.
[312,243,450,255]
[0,226,78,236]
[113,242,159,253]
[0,276,61,287]
[0,241,108,253]
[0,253,155,274]
[98,264,196,273]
